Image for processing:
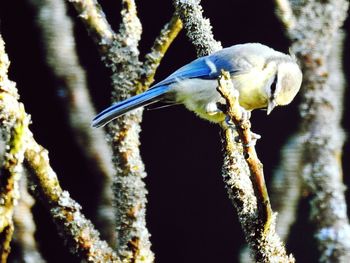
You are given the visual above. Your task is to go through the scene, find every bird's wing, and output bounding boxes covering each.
[152,51,252,88]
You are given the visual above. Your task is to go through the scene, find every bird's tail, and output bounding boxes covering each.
[92,85,170,128]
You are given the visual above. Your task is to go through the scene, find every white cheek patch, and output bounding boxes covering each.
[205,58,217,76]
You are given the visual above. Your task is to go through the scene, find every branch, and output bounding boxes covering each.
[173,0,222,56]
[217,71,272,231]
[273,0,296,31]
[0,32,119,263]
[269,136,302,241]
[25,135,120,263]
[0,37,29,263]
[67,0,115,51]
[241,134,305,261]
[69,1,154,261]
[29,0,116,246]
[274,1,350,261]
[138,14,183,92]
[217,71,293,262]
[12,174,45,263]
[172,0,292,261]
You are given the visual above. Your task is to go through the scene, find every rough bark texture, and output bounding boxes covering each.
[218,72,294,263]
[0,37,29,263]
[69,0,182,261]
[25,136,120,263]
[275,0,350,262]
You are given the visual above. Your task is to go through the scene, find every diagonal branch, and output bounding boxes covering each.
[25,135,120,263]
[67,0,115,50]
[273,0,296,31]
[0,33,119,263]
[217,72,272,231]
[138,14,183,92]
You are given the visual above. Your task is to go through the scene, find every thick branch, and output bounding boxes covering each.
[173,0,222,56]
[0,37,29,263]
[0,32,119,263]
[275,1,350,262]
[218,71,293,262]
[69,0,154,261]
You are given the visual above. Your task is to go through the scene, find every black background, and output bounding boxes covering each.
[0,1,349,262]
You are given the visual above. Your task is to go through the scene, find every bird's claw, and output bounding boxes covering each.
[243,132,261,147]
[225,115,235,127]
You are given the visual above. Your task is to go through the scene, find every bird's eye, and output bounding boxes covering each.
[270,75,278,97]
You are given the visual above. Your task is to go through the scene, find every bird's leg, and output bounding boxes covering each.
[223,107,260,147]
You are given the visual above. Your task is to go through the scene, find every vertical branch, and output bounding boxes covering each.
[28,0,116,247]
[0,36,29,263]
[69,0,148,260]
[269,136,303,241]
[275,1,350,261]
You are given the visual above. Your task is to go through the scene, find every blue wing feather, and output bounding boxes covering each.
[152,50,251,88]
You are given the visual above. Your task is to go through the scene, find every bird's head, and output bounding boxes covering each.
[266,61,302,114]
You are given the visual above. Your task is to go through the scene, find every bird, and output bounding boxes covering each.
[92,43,302,128]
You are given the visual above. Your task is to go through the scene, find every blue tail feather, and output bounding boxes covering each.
[92,85,170,128]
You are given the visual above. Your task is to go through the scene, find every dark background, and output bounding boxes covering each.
[0,1,349,262]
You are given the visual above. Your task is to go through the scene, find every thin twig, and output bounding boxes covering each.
[139,14,183,92]
[29,0,116,247]
[217,71,294,262]
[0,37,29,263]
[273,0,296,31]
[67,0,115,49]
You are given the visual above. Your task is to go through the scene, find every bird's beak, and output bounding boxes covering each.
[267,99,276,115]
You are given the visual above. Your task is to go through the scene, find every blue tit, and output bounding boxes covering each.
[92,43,302,128]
